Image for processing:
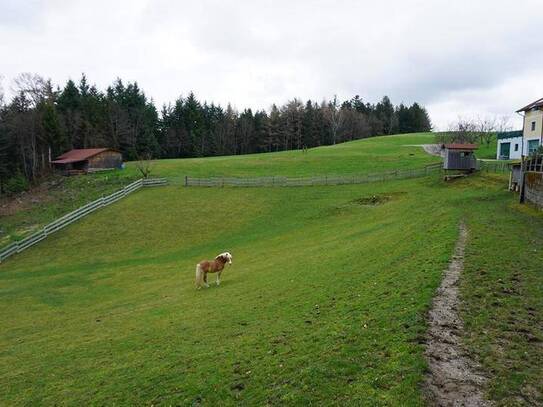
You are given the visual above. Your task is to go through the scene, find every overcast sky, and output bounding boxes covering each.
[1,0,542,129]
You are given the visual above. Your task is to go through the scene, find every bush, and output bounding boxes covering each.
[2,173,29,196]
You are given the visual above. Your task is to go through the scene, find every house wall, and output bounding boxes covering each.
[496,136,523,160]
[523,109,543,155]
[88,151,122,169]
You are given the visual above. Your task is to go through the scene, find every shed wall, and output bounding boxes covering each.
[88,151,122,169]
[444,150,476,170]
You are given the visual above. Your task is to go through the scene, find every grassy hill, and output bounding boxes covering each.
[132,132,441,179]
[1,132,540,405]
[1,133,439,249]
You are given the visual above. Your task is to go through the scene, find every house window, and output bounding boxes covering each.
[531,121,536,131]
[515,143,519,151]
[528,139,540,154]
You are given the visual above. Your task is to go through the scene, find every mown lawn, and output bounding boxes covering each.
[1,177,459,405]
[2,170,541,405]
[1,133,438,250]
[459,177,543,405]
[125,132,440,179]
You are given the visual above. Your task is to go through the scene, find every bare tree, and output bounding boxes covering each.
[134,152,155,178]
[436,117,479,145]
[438,115,511,146]
[475,116,498,146]
[324,95,344,145]
[11,73,49,107]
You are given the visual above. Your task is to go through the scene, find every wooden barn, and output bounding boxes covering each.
[51,148,123,175]
[441,144,478,171]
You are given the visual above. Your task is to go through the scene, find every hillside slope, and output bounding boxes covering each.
[2,132,539,406]
[1,133,438,249]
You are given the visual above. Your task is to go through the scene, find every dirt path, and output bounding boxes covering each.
[424,223,491,406]
[403,144,442,157]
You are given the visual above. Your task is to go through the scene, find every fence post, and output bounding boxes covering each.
[184,176,188,187]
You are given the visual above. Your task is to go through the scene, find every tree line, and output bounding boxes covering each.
[0,73,431,194]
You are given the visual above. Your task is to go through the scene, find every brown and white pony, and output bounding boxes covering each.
[195,252,233,289]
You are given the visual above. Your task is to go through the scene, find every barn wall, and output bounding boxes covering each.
[524,171,543,210]
[88,151,122,169]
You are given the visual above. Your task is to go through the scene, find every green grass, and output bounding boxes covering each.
[476,137,498,159]
[0,171,139,248]
[128,132,440,179]
[1,133,439,250]
[1,177,459,405]
[460,183,543,405]
[1,133,541,405]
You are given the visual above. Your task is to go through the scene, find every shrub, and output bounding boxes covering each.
[2,173,29,196]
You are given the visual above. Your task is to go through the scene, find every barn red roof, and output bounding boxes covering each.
[442,143,478,150]
[516,97,543,113]
[51,148,114,164]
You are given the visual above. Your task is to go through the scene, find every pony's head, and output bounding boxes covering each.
[216,252,233,265]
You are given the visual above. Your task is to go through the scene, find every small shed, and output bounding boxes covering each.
[52,148,123,175]
[509,161,522,192]
[441,144,478,171]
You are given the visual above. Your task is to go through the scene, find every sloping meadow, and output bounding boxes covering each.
[1,173,541,405]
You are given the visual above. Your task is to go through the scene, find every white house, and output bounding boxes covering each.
[497,98,543,160]
[496,130,523,160]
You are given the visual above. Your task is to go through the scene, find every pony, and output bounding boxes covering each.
[195,252,232,289]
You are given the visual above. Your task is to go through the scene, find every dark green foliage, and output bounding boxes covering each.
[0,74,432,195]
[2,172,29,195]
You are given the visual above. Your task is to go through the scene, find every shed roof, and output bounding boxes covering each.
[516,97,543,113]
[51,148,115,164]
[442,143,478,151]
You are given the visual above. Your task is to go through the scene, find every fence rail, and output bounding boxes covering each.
[478,160,512,173]
[523,155,543,172]
[0,178,168,264]
[183,164,443,188]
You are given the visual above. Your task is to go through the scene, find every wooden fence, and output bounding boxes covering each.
[0,178,167,263]
[478,160,512,173]
[183,164,442,187]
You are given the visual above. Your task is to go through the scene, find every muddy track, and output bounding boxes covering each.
[424,222,491,406]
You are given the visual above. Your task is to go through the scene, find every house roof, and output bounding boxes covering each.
[516,97,543,113]
[497,130,523,140]
[51,148,113,164]
[442,143,478,151]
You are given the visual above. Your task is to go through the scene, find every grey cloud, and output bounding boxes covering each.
[1,0,542,127]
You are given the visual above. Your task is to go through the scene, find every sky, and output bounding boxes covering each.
[1,0,542,130]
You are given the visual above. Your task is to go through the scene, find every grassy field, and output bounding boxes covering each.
[0,132,500,250]
[2,132,539,406]
[0,133,438,250]
[1,178,457,405]
[135,133,441,179]
[1,170,542,405]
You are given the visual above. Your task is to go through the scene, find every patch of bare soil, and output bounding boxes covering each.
[424,223,491,406]
[0,179,59,217]
[404,144,442,157]
[351,195,391,206]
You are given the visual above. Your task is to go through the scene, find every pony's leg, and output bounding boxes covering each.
[216,271,222,286]
[203,272,209,288]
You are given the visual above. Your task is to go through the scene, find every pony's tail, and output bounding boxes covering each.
[195,264,203,289]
